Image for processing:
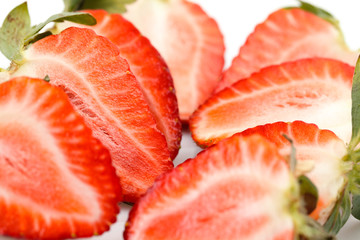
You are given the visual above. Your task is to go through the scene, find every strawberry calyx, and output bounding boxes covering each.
[280,170,334,239]
[0,2,96,64]
[288,177,337,239]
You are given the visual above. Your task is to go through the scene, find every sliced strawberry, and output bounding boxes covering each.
[240,121,348,224]
[0,77,121,239]
[11,27,173,202]
[124,0,225,120]
[55,9,182,160]
[190,58,354,147]
[125,134,298,240]
[216,7,358,92]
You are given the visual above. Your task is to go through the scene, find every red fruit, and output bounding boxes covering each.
[216,7,357,92]
[124,0,225,120]
[0,77,121,239]
[125,134,297,240]
[56,9,182,159]
[241,121,348,224]
[11,27,173,202]
[190,58,354,147]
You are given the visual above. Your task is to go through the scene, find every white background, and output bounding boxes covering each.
[0,0,360,239]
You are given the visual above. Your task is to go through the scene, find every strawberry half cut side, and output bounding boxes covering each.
[190,58,354,147]
[124,0,225,120]
[0,77,121,240]
[125,134,298,240]
[216,7,358,92]
[11,27,173,202]
[240,121,349,224]
[55,9,182,160]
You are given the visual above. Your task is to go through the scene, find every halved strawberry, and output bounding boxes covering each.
[124,0,225,120]
[55,9,182,160]
[0,76,121,239]
[216,6,358,92]
[190,58,354,147]
[125,134,299,239]
[240,121,348,224]
[11,27,173,202]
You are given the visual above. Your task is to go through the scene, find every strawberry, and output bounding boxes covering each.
[11,27,173,202]
[124,134,301,240]
[240,121,348,224]
[124,0,225,121]
[190,58,354,147]
[0,76,121,239]
[216,6,358,92]
[55,9,182,160]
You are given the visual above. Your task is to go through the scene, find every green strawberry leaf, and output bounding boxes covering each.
[351,193,360,220]
[323,187,351,234]
[63,0,137,14]
[298,175,318,215]
[24,12,96,45]
[299,216,336,240]
[63,0,84,12]
[0,2,31,61]
[349,56,360,150]
[0,2,96,62]
[25,31,52,45]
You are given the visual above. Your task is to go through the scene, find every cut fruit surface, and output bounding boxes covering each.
[12,27,173,202]
[217,7,358,92]
[125,134,296,240]
[124,0,225,120]
[0,77,121,239]
[56,9,182,159]
[190,58,354,147]
[241,121,348,224]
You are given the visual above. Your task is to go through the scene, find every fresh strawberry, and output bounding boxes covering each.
[124,0,225,120]
[0,76,121,239]
[11,27,173,202]
[240,121,348,224]
[125,134,301,240]
[55,9,182,160]
[190,58,354,147]
[216,6,358,92]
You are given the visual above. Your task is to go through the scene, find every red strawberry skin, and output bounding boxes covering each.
[0,77,121,239]
[241,121,348,224]
[56,9,182,160]
[125,134,295,240]
[190,58,354,147]
[12,27,173,202]
[217,8,357,91]
[124,0,225,120]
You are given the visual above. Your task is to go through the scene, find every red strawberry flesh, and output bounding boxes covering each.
[56,9,182,160]
[0,77,121,239]
[217,7,358,92]
[125,134,296,240]
[11,27,173,202]
[124,0,225,120]
[240,121,348,224]
[190,58,354,147]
